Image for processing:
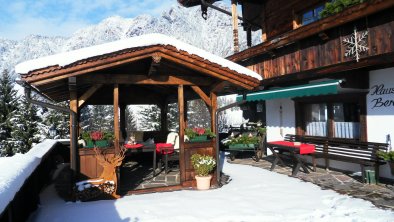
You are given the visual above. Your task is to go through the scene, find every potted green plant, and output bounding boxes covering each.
[377,150,394,175]
[225,134,260,150]
[191,153,216,190]
[185,127,216,142]
[82,131,114,148]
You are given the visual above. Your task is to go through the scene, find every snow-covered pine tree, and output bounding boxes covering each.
[125,106,137,132]
[41,102,70,139]
[187,99,210,128]
[79,105,92,132]
[0,69,19,156]
[139,105,161,131]
[8,97,42,154]
[90,105,113,131]
[217,96,236,133]
[167,103,179,131]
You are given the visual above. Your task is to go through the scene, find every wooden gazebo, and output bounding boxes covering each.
[16,34,261,191]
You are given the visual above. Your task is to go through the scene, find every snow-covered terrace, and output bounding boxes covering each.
[29,159,394,222]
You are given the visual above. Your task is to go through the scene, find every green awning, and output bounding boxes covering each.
[236,80,342,102]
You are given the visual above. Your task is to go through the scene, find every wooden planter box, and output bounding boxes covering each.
[79,147,115,179]
[84,140,110,148]
[228,144,255,150]
[189,135,209,142]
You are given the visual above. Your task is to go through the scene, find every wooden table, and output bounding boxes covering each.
[124,144,157,176]
[266,141,315,176]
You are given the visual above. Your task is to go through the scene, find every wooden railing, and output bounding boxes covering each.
[0,141,69,222]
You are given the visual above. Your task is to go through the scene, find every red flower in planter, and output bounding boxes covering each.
[90,131,103,141]
[193,127,206,136]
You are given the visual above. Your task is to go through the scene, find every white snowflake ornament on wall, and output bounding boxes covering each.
[342,27,369,62]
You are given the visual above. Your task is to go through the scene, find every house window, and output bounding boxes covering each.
[301,5,324,25]
[302,102,361,139]
[332,103,360,139]
[304,103,328,137]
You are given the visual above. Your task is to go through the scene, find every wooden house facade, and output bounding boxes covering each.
[180,0,394,180]
[16,34,261,194]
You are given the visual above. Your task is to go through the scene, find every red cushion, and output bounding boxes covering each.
[124,144,143,149]
[156,143,174,154]
[269,141,315,154]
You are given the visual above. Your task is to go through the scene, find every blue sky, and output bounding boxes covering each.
[0,0,175,40]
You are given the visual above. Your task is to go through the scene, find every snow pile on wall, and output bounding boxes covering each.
[0,140,58,213]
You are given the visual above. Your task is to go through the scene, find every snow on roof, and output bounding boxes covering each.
[15,33,262,80]
[0,140,58,213]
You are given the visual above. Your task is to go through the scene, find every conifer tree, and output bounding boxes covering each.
[0,69,19,156]
[187,99,210,128]
[90,105,113,131]
[167,103,179,131]
[79,105,92,132]
[139,105,161,131]
[41,102,70,139]
[125,106,137,132]
[8,98,41,154]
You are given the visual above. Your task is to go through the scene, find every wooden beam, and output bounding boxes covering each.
[210,91,218,186]
[160,54,257,90]
[191,85,211,107]
[148,53,161,76]
[261,52,394,86]
[210,81,229,93]
[178,85,186,183]
[68,77,78,175]
[228,0,394,62]
[210,92,217,134]
[231,0,239,53]
[78,84,103,108]
[119,104,126,141]
[114,84,120,154]
[74,74,213,86]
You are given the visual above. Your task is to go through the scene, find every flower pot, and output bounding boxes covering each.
[84,140,109,148]
[85,140,94,148]
[195,175,212,190]
[190,135,208,142]
[95,140,109,148]
[228,143,255,150]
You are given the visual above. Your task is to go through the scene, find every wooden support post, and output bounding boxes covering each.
[119,104,126,141]
[69,77,79,175]
[160,103,168,132]
[114,84,120,154]
[231,0,239,53]
[261,3,267,42]
[210,92,217,134]
[210,91,218,186]
[178,85,186,183]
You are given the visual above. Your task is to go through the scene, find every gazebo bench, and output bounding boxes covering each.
[284,134,389,183]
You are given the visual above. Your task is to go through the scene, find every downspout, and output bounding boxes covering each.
[200,0,260,29]
[17,80,69,113]
[215,93,247,185]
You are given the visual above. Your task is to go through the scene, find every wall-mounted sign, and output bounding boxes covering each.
[369,84,394,109]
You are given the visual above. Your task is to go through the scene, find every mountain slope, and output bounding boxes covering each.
[0,3,261,79]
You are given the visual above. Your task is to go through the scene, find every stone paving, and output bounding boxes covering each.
[228,154,394,210]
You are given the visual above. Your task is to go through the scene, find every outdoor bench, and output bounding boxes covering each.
[284,134,389,183]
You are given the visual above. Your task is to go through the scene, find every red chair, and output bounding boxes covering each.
[156,143,175,174]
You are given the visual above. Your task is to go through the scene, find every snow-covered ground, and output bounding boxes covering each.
[30,158,394,222]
